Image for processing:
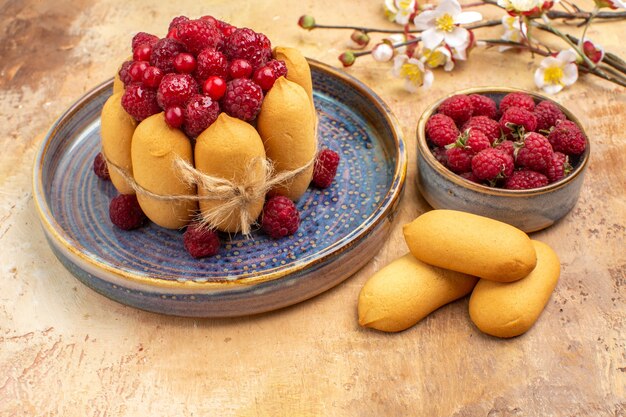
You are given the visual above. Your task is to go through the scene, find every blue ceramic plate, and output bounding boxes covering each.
[33,60,406,317]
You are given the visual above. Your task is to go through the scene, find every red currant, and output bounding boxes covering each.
[228,59,253,79]
[133,44,152,62]
[253,66,277,91]
[142,66,163,88]
[129,61,149,82]
[165,106,184,128]
[174,53,197,73]
[202,76,227,100]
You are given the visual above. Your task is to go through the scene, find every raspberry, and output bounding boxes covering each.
[448,128,491,153]
[546,152,572,183]
[121,83,161,121]
[460,171,480,183]
[215,20,236,37]
[469,94,497,119]
[445,147,473,174]
[472,148,514,181]
[109,194,147,230]
[431,146,448,167]
[462,116,502,144]
[425,113,459,147]
[261,196,301,239]
[118,60,134,86]
[132,32,159,51]
[200,16,236,37]
[222,78,263,122]
[504,170,549,190]
[157,73,198,109]
[534,100,566,131]
[312,149,341,188]
[93,152,110,180]
[499,92,535,113]
[515,132,554,173]
[437,94,473,126]
[149,38,187,74]
[200,15,219,26]
[444,129,490,174]
[266,59,288,78]
[183,94,220,138]
[499,106,537,138]
[547,120,587,155]
[175,19,223,55]
[463,129,491,154]
[494,139,515,158]
[168,16,190,32]
[195,48,228,81]
[224,28,272,70]
[183,223,220,258]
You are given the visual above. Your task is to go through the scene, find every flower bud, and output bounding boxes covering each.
[372,43,394,62]
[298,15,316,30]
[350,30,371,49]
[582,40,604,64]
[338,51,356,67]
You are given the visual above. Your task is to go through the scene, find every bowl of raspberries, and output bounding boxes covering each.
[416,87,589,232]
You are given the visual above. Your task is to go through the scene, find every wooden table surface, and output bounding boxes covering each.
[1,0,624,415]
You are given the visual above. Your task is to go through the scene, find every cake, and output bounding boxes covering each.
[99,15,324,243]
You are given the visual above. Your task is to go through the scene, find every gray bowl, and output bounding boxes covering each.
[416,87,590,233]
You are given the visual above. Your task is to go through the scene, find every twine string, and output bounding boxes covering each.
[102,152,314,235]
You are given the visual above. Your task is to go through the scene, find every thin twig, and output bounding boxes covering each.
[351,19,503,58]
[480,39,551,56]
[531,21,605,73]
[311,23,422,34]
[598,63,626,82]
[480,0,626,20]
[579,65,626,87]
[534,22,626,76]
[547,9,626,21]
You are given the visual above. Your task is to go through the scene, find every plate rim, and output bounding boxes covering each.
[32,59,407,292]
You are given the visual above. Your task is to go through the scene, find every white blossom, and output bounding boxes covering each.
[534,50,578,94]
[413,0,482,51]
[392,54,434,92]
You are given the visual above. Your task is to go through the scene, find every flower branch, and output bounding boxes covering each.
[298,0,626,93]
